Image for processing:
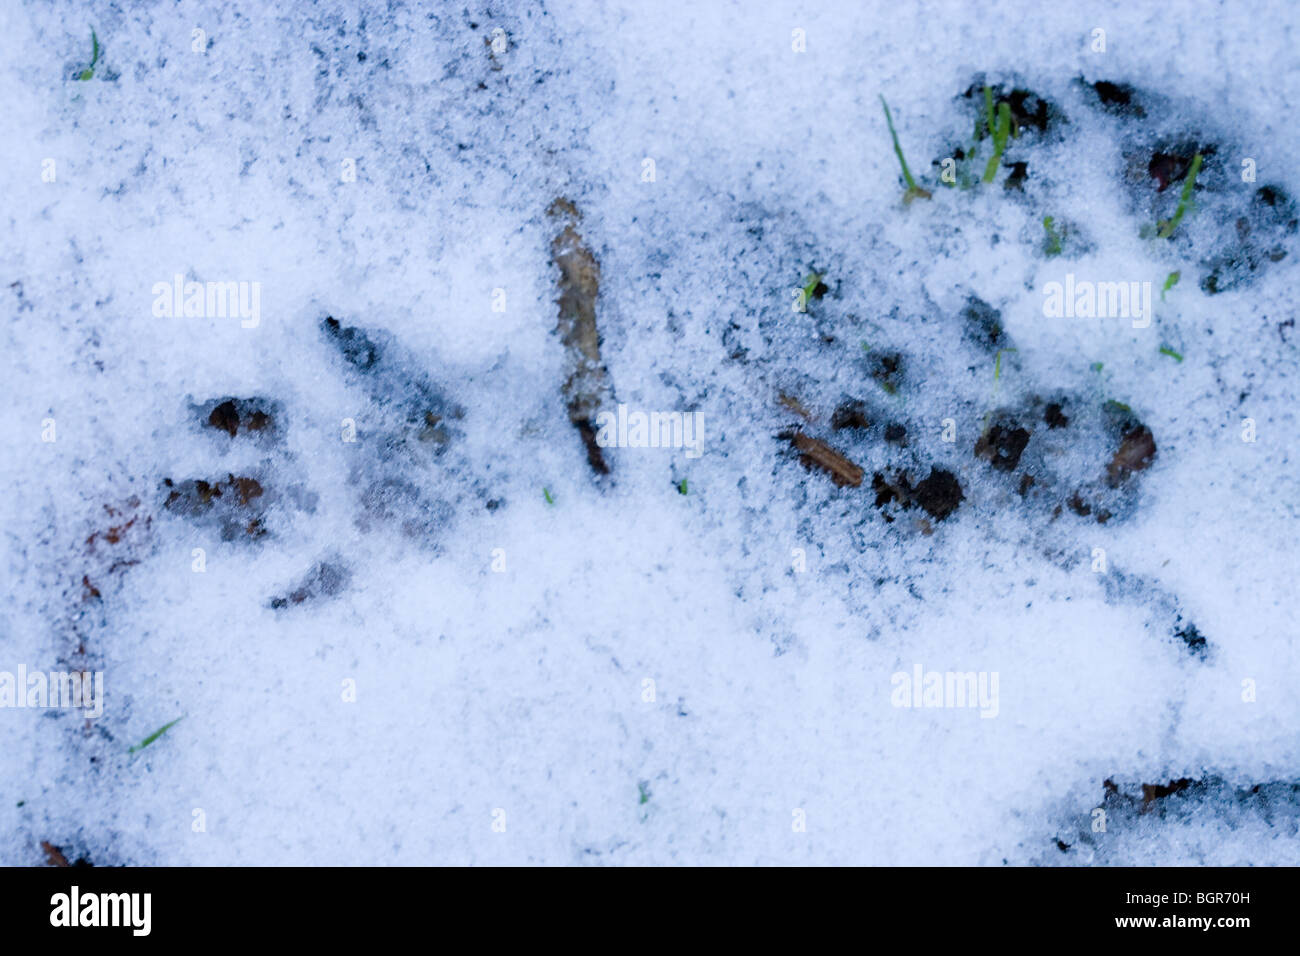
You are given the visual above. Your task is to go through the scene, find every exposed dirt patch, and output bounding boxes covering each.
[830,400,871,431]
[865,350,903,395]
[976,419,1031,472]
[322,316,382,371]
[1086,79,1144,117]
[872,468,964,522]
[320,315,464,458]
[961,296,1008,352]
[962,82,1056,136]
[912,469,965,520]
[1201,184,1298,293]
[1172,620,1209,658]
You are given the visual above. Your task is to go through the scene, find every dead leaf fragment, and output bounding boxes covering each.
[1107,425,1156,486]
[549,198,614,475]
[41,841,70,867]
[778,392,815,422]
[1140,777,1194,811]
[784,431,863,488]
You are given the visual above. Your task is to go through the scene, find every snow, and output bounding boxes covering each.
[1,0,1297,865]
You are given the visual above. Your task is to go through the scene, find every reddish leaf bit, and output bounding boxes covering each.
[41,841,70,867]
[79,498,154,609]
[85,498,150,552]
[1148,148,1208,193]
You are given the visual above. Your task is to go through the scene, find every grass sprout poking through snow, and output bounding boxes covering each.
[1043,216,1063,257]
[543,487,555,505]
[979,348,1018,436]
[1160,345,1185,362]
[677,478,688,495]
[801,271,824,306]
[1161,270,1180,300]
[1157,153,1203,238]
[76,29,100,81]
[982,99,1012,184]
[880,96,931,203]
[129,717,183,755]
[994,348,1017,381]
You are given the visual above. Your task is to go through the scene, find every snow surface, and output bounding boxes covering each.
[1,0,1298,865]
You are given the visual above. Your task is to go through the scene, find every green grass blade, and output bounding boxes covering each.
[129,717,183,754]
[801,272,823,303]
[1157,153,1203,238]
[993,348,1017,381]
[1161,271,1180,300]
[77,29,100,80]
[880,95,931,202]
[1043,216,1063,256]
[982,102,1011,183]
